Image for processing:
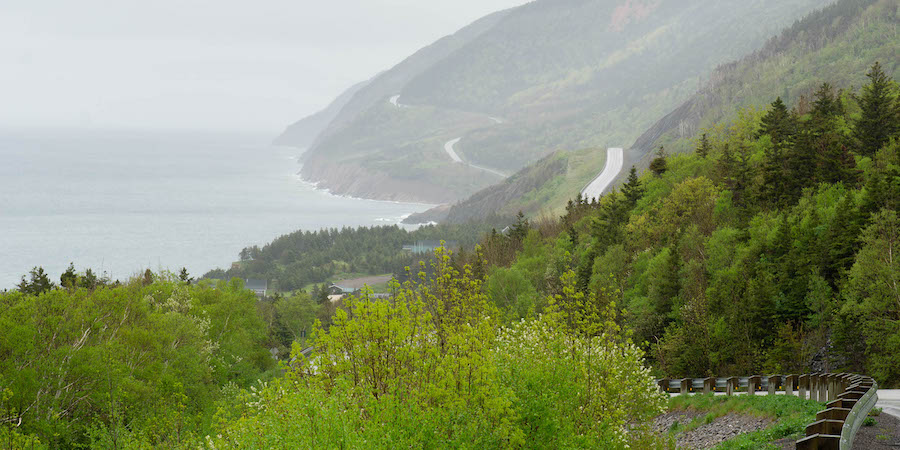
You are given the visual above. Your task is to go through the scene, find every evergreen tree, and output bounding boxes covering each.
[316,283,330,305]
[621,166,644,207]
[696,133,711,158]
[509,211,530,243]
[854,62,899,156]
[17,267,54,295]
[179,267,192,284]
[811,82,840,120]
[649,146,668,176]
[80,268,99,290]
[60,262,78,289]
[758,97,797,146]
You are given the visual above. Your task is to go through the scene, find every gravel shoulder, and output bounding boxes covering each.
[654,411,772,449]
[852,412,900,449]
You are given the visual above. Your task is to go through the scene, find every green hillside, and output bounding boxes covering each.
[406,147,608,224]
[421,0,898,224]
[296,0,833,203]
[631,0,899,160]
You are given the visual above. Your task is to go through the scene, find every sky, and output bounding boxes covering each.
[0,0,531,134]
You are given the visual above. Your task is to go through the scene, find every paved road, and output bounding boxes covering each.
[582,147,624,201]
[443,137,507,178]
[391,95,506,178]
[389,95,407,108]
[444,138,463,163]
[878,389,900,418]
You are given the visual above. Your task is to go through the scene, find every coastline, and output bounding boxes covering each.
[292,171,438,209]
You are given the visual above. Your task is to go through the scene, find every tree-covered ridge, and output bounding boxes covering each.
[204,221,506,293]
[475,63,900,385]
[635,0,898,160]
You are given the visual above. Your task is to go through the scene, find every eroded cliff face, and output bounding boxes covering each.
[299,158,458,204]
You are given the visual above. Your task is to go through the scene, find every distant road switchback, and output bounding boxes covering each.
[443,137,507,178]
[582,147,624,201]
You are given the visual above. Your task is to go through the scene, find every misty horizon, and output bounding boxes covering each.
[0,0,531,133]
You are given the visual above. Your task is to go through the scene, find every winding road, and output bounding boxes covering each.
[389,94,509,178]
[389,95,405,108]
[582,147,625,201]
[443,137,507,178]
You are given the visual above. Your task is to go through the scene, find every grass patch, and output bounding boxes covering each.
[667,394,823,449]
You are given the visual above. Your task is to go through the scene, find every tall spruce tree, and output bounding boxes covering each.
[759,97,797,146]
[854,62,899,156]
[759,98,799,207]
[621,166,644,208]
[697,133,711,158]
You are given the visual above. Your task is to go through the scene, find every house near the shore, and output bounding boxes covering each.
[328,283,354,295]
[402,240,458,254]
[245,279,268,297]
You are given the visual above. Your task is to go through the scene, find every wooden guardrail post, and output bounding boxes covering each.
[768,375,781,396]
[680,378,691,395]
[748,376,761,395]
[829,374,840,402]
[799,374,809,400]
[703,377,715,394]
[658,378,669,393]
[726,376,738,396]
[810,374,820,402]
[785,374,797,397]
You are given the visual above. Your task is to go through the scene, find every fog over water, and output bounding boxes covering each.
[0,0,531,132]
[0,129,433,289]
[0,1,532,288]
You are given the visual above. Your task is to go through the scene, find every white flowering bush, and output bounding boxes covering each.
[496,317,666,448]
[208,262,666,448]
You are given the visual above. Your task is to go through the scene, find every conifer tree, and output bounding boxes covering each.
[649,146,668,176]
[80,268,98,290]
[60,263,78,289]
[621,166,644,207]
[696,133,711,158]
[17,267,54,295]
[854,62,899,156]
[812,83,840,120]
[758,97,797,145]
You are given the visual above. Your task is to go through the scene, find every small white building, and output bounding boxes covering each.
[245,279,268,297]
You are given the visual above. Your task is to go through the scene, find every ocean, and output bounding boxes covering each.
[0,129,431,289]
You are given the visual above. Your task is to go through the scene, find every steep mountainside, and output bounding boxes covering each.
[413,0,899,223]
[274,79,369,149]
[630,0,899,160]
[294,0,834,203]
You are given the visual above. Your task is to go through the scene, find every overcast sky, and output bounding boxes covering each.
[0,0,531,134]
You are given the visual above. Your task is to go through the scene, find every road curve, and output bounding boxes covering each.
[582,147,625,201]
[878,389,900,418]
[443,137,506,178]
[389,95,407,108]
[444,138,463,163]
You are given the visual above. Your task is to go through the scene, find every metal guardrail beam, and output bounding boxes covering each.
[656,373,878,449]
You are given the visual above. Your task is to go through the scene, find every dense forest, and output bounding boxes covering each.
[203,221,507,292]
[472,63,900,384]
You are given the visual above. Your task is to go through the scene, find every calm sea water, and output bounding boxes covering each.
[0,129,431,289]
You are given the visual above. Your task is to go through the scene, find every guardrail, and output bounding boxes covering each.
[657,373,879,449]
